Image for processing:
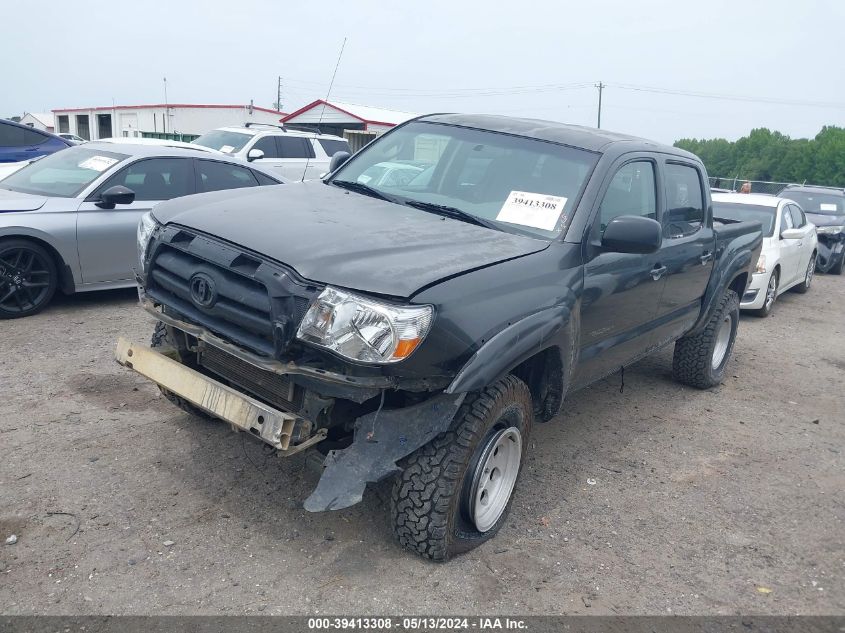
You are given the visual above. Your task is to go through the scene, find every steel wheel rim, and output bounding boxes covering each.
[806,256,815,287]
[0,247,51,314]
[470,426,522,533]
[764,274,777,310]
[711,314,733,370]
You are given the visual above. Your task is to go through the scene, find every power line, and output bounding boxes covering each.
[610,82,845,110]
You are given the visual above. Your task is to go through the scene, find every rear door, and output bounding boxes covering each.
[778,203,802,286]
[195,158,261,193]
[576,156,666,385]
[651,160,715,346]
[76,157,195,283]
[787,203,815,281]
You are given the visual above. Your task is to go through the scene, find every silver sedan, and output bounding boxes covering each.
[0,142,284,318]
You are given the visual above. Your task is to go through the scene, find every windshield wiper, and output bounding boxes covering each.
[404,200,501,231]
[331,180,397,203]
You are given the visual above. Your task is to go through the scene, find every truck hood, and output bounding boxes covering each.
[0,188,48,212]
[151,181,550,298]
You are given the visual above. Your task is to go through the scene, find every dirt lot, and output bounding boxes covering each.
[1,276,843,616]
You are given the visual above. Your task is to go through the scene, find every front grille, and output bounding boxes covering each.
[199,343,303,412]
[145,227,316,358]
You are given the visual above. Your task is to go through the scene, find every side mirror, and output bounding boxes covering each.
[601,215,662,254]
[246,148,264,162]
[329,151,351,173]
[780,228,803,240]
[96,185,135,209]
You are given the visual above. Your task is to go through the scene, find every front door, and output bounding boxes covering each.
[576,158,666,386]
[651,161,715,346]
[76,157,194,283]
[777,203,802,286]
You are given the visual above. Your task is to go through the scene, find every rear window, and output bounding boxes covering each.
[781,190,844,215]
[192,130,253,154]
[318,138,350,157]
[713,202,777,236]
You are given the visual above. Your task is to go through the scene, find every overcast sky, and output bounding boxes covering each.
[3,0,843,144]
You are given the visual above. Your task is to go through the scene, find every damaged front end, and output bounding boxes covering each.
[816,233,845,273]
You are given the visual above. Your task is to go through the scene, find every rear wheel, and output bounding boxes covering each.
[0,239,57,319]
[793,253,816,294]
[391,375,532,561]
[751,270,778,317]
[831,253,844,275]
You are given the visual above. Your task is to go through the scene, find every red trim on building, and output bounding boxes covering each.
[52,104,287,115]
[281,100,397,128]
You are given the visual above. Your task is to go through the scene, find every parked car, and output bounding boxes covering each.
[0,142,283,318]
[191,124,350,181]
[120,114,763,560]
[98,137,223,153]
[712,193,818,316]
[357,160,429,187]
[0,118,72,163]
[56,133,86,144]
[778,185,845,274]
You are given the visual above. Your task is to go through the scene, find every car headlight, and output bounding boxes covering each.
[137,211,159,271]
[296,287,433,364]
[816,225,844,235]
[755,253,767,274]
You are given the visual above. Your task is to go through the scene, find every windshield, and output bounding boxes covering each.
[330,121,599,239]
[192,130,253,154]
[781,191,844,215]
[713,202,776,236]
[0,147,129,198]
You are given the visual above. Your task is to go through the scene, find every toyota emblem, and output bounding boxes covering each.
[189,272,217,309]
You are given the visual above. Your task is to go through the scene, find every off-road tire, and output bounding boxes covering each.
[151,321,210,419]
[0,238,58,319]
[391,375,533,561]
[793,253,816,294]
[751,269,778,317]
[672,289,739,389]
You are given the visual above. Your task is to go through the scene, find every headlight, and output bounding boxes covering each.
[137,211,159,271]
[296,287,433,364]
[816,225,844,235]
[755,253,767,274]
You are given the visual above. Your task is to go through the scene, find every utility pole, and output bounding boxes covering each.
[595,81,605,129]
[163,76,169,135]
[275,76,283,112]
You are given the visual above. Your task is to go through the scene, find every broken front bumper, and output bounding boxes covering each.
[115,337,326,454]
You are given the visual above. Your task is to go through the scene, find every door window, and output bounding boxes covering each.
[781,206,794,232]
[98,158,193,201]
[664,163,705,237]
[788,204,806,228]
[251,136,279,158]
[197,160,260,193]
[598,161,657,233]
[0,122,47,147]
[277,136,315,159]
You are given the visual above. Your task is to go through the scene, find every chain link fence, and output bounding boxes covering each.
[708,177,794,196]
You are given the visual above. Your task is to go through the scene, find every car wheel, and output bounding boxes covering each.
[391,375,533,561]
[831,253,844,275]
[0,238,58,319]
[752,270,779,317]
[672,289,739,389]
[793,253,816,294]
[151,321,211,419]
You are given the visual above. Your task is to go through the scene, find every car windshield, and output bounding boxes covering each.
[781,191,844,215]
[330,121,599,239]
[0,147,129,198]
[192,130,253,154]
[713,202,777,236]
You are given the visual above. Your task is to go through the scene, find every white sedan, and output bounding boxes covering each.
[712,193,818,317]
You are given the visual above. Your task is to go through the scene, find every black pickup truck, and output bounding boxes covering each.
[120,114,762,560]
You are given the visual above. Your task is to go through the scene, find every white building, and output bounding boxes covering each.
[281,100,418,136]
[51,103,287,141]
[19,112,55,132]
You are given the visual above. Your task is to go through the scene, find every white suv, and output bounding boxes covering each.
[192,124,350,181]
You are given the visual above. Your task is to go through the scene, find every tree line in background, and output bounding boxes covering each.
[674,126,845,187]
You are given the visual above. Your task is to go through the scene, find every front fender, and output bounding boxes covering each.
[0,224,80,290]
[446,304,575,395]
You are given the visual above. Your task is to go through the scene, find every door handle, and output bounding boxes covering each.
[700,251,714,264]
[650,265,668,281]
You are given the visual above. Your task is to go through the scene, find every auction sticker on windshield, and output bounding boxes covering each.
[79,156,119,172]
[820,203,838,212]
[496,191,567,231]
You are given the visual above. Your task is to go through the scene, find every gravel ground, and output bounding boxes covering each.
[0,276,843,615]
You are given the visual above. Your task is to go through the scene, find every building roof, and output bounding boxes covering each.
[52,104,287,116]
[22,112,55,127]
[282,100,418,126]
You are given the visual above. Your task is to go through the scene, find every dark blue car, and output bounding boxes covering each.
[0,118,72,163]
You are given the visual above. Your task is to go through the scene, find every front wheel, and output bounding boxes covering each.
[793,253,816,294]
[672,289,739,389]
[0,239,58,319]
[831,253,844,275]
[751,270,778,317]
[391,375,533,561]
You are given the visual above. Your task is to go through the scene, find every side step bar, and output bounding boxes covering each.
[115,337,325,453]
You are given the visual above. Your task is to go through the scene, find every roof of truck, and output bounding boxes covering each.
[419,113,695,158]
